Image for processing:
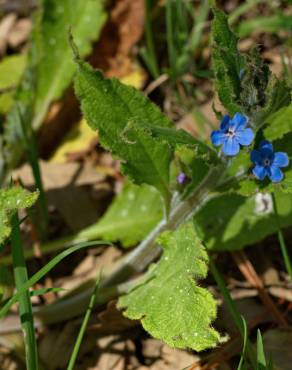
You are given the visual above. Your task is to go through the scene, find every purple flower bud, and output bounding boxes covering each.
[177,172,187,185]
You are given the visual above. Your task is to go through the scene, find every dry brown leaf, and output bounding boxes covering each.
[92,300,138,335]
[13,160,105,189]
[91,0,145,78]
[0,14,17,55]
[7,18,31,48]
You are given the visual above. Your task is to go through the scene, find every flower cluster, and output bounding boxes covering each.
[210,113,289,183]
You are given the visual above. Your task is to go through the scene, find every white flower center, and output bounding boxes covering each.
[227,128,235,138]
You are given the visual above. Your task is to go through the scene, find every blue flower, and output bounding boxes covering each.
[211,113,254,156]
[251,140,289,183]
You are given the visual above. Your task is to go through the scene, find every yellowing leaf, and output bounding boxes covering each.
[50,119,97,163]
[120,64,146,90]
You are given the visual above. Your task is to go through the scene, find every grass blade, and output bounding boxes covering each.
[272,193,292,281]
[237,316,248,370]
[10,212,38,370]
[143,0,160,78]
[17,104,48,239]
[0,240,110,318]
[67,275,100,370]
[256,329,267,370]
[209,255,256,369]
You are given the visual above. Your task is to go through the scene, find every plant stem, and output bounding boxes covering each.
[166,0,177,80]
[17,104,48,240]
[10,212,38,370]
[3,165,224,328]
[143,0,160,78]
[209,255,256,369]
[67,275,100,370]
[32,165,224,324]
[272,192,292,281]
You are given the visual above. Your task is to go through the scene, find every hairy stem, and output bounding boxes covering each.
[34,164,224,325]
[1,164,224,331]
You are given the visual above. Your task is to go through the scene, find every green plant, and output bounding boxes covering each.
[1,4,292,366]
[67,6,291,350]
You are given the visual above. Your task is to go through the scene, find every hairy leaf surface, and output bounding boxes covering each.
[75,61,176,203]
[118,223,220,351]
[84,182,163,247]
[0,187,38,244]
[211,8,243,114]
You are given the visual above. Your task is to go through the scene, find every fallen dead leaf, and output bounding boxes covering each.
[91,0,145,78]
[13,160,105,189]
[7,18,32,48]
[0,14,17,55]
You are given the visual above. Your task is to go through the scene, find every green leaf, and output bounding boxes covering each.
[1,0,106,183]
[239,48,270,115]
[254,78,291,125]
[118,222,220,351]
[256,330,267,370]
[264,104,292,141]
[175,145,210,197]
[32,0,107,129]
[211,8,244,114]
[194,190,292,252]
[238,15,292,38]
[0,54,27,114]
[85,182,163,247]
[74,61,175,203]
[0,240,108,319]
[0,187,38,244]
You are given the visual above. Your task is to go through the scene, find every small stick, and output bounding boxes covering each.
[144,73,169,96]
[231,250,288,327]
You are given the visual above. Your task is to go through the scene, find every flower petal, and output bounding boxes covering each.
[253,165,267,180]
[236,128,254,146]
[268,164,283,183]
[232,112,248,130]
[222,137,240,156]
[250,150,262,165]
[220,115,230,130]
[211,130,226,146]
[259,140,273,152]
[273,152,289,168]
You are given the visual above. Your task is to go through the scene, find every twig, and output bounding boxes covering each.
[144,74,169,96]
[231,250,288,327]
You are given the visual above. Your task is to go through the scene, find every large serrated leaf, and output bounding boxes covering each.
[83,182,163,247]
[194,190,292,252]
[74,61,175,203]
[0,187,38,245]
[118,222,220,351]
